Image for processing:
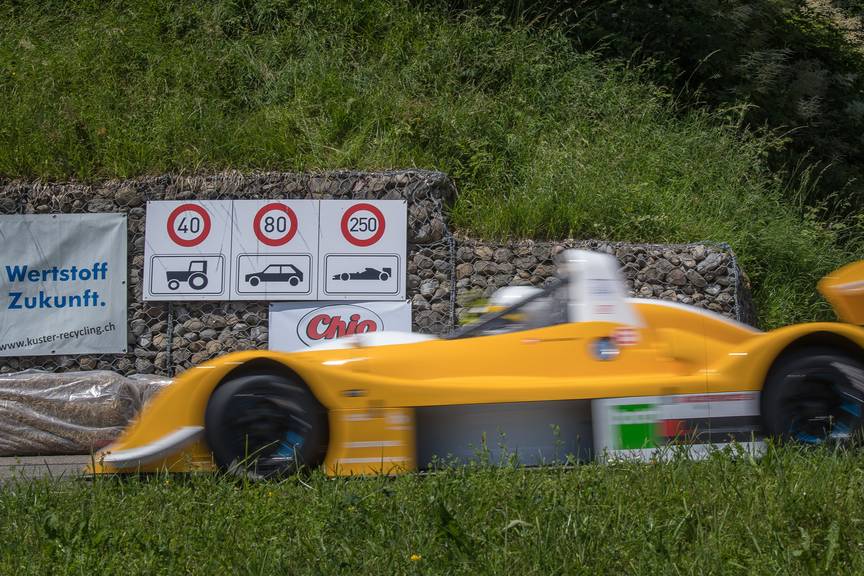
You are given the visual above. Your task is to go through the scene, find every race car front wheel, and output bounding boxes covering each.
[204,372,328,479]
[761,348,864,445]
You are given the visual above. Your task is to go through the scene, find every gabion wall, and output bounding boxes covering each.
[0,171,456,376]
[451,238,756,326]
[0,171,755,377]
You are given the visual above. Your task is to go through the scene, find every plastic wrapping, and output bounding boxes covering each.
[0,370,171,456]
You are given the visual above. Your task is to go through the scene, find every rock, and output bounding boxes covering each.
[705,285,722,296]
[420,279,438,297]
[643,266,663,282]
[412,294,430,311]
[135,358,155,374]
[493,248,513,263]
[659,290,678,301]
[114,185,142,207]
[414,254,434,269]
[474,245,494,260]
[655,259,674,275]
[457,246,474,262]
[456,262,474,279]
[696,252,723,274]
[199,328,217,340]
[79,357,97,371]
[204,315,228,329]
[685,269,707,288]
[514,256,537,269]
[666,269,686,286]
[716,292,734,304]
[532,245,552,262]
[131,319,147,336]
[183,319,204,332]
[473,260,498,275]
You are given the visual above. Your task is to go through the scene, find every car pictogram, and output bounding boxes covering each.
[245,264,304,287]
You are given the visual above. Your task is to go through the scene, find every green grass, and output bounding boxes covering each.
[1,0,861,326]
[3,447,864,574]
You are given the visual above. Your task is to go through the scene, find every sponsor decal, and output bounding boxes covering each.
[297,305,384,346]
[613,327,640,346]
[591,337,620,361]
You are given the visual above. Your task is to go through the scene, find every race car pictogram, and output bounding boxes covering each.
[331,267,392,281]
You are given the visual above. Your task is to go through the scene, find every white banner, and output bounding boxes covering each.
[0,214,128,356]
[269,300,412,352]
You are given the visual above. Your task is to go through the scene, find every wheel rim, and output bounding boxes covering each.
[223,389,312,476]
[782,366,863,444]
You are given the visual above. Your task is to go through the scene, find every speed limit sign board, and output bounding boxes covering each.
[318,200,407,300]
[143,200,233,301]
[230,200,319,300]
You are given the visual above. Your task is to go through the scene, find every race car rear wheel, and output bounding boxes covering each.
[204,372,328,479]
[761,348,864,445]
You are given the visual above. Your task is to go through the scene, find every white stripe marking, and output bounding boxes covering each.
[344,441,403,448]
[336,456,409,464]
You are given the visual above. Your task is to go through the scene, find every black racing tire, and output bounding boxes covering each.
[204,372,328,479]
[761,347,864,445]
[379,272,390,281]
[340,273,350,281]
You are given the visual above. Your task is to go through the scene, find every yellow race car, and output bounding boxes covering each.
[93,251,864,477]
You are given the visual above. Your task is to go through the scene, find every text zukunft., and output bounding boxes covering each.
[5,262,110,310]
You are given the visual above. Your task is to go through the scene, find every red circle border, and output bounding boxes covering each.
[167,203,211,247]
[253,203,298,247]
[340,203,386,247]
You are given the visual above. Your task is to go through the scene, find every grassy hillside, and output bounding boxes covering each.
[1,0,861,326]
[3,447,864,574]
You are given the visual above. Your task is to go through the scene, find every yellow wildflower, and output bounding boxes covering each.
[410,554,422,562]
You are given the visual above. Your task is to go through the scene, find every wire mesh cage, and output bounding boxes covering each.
[0,171,754,377]
[0,170,458,376]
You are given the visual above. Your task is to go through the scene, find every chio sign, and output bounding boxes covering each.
[297,305,383,346]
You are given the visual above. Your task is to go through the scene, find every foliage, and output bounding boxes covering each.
[0,0,860,326]
[3,446,864,574]
[449,0,864,225]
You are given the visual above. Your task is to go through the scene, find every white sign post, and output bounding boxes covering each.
[143,200,233,301]
[269,300,412,352]
[0,214,127,356]
[230,200,319,300]
[318,200,407,300]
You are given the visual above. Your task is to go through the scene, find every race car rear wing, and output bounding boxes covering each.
[819,260,864,324]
